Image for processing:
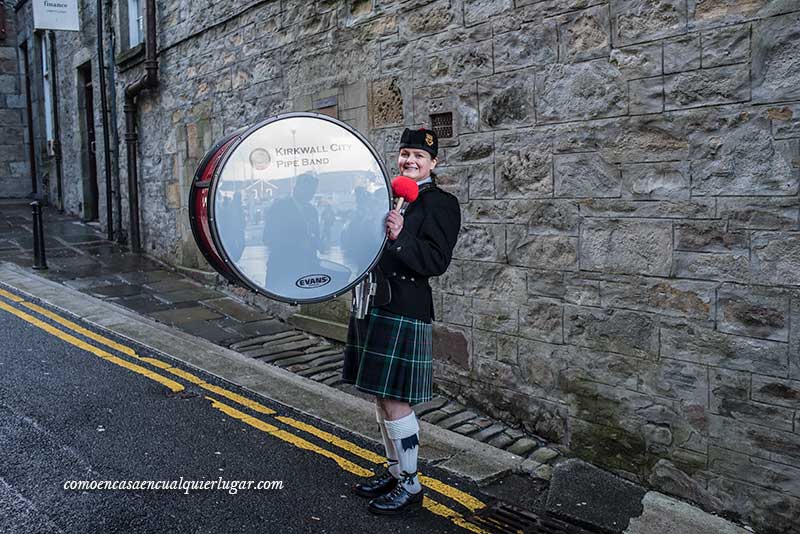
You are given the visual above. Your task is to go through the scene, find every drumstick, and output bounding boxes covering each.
[391,176,419,213]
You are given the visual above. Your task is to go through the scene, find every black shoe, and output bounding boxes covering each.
[352,469,398,498]
[367,484,424,516]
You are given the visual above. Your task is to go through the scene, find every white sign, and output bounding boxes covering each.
[33,0,80,32]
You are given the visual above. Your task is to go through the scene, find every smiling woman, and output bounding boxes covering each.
[341,127,462,517]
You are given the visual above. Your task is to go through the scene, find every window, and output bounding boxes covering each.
[40,33,53,144]
[127,0,143,48]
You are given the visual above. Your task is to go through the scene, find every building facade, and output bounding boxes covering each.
[5,1,800,532]
[0,0,28,197]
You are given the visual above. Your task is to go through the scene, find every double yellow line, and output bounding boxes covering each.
[0,285,490,533]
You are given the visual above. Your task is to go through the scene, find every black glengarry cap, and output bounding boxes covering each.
[399,127,438,158]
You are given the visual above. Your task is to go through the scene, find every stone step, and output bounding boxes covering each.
[451,422,482,436]
[296,360,343,377]
[259,335,313,350]
[437,410,478,430]
[412,397,448,417]
[471,423,507,443]
[321,374,343,386]
[308,369,340,382]
[278,351,342,369]
[254,350,305,362]
[530,447,560,464]
[229,330,298,350]
[243,339,317,358]
[301,344,335,355]
[420,409,452,425]
[488,431,517,449]
[507,437,540,457]
[469,416,497,430]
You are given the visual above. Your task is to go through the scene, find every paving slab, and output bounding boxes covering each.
[77,243,130,257]
[225,319,292,338]
[201,297,266,322]
[48,256,102,269]
[115,270,183,285]
[61,275,125,290]
[88,284,148,298]
[623,492,751,534]
[112,294,179,314]
[41,247,84,258]
[97,254,163,272]
[47,262,109,279]
[152,287,224,304]
[56,231,106,243]
[7,235,64,250]
[143,279,201,292]
[147,306,223,324]
[178,319,238,344]
[546,459,646,533]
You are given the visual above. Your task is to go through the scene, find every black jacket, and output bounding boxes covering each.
[377,183,461,323]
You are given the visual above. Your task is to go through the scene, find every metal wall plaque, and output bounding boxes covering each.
[32,0,80,31]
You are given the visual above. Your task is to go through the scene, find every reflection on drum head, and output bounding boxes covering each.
[207,113,390,303]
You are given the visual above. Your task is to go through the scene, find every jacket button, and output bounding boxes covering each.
[396,246,402,251]
[392,272,397,276]
[401,275,406,280]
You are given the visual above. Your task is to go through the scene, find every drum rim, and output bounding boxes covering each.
[189,127,248,284]
[207,111,392,305]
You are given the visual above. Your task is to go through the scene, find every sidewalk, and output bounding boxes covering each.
[0,199,755,533]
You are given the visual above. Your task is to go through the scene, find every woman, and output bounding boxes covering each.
[341,127,461,516]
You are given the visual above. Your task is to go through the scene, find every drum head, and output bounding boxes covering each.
[208,113,390,304]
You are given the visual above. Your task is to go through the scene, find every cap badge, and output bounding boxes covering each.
[425,133,434,146]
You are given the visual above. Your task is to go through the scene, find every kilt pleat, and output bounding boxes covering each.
[342,308,433,405]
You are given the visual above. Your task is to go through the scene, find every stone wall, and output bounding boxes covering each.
[0,0,27,197]
[22,0,800,531]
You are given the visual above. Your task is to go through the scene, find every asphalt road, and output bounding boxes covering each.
[0,286,480,534]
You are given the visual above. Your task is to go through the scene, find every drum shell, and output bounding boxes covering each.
[188,129,244,284]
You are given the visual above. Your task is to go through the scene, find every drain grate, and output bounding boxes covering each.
[467,501,601,534]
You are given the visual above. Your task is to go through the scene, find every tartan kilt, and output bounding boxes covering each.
[341,307,433,405]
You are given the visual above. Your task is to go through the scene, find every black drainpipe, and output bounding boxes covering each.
[124,0,158,253]
[48,31,64,212]
[96,0,113,240]
[105,0,122,244]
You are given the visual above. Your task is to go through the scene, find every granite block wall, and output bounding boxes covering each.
[16,1,800,531]
[0,0,27,197]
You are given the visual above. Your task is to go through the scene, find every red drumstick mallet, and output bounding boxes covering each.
[391,176,419,212]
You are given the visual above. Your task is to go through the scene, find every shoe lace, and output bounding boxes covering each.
[398,470,418,488]
[386,484,405,499]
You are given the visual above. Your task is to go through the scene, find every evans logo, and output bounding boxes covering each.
[295,274,331,289]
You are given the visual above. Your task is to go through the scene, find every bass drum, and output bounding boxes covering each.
[189,112,391,304]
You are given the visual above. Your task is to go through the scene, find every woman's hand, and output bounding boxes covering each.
[386,210,404,241]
